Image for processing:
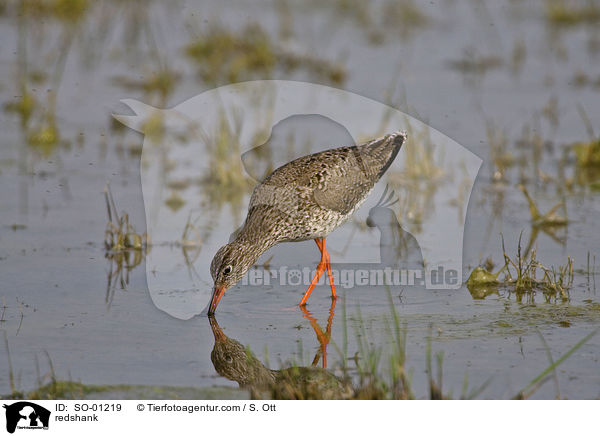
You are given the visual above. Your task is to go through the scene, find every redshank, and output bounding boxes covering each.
[208,131,407,315]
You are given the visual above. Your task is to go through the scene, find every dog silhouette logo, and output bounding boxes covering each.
[3,402,50,433]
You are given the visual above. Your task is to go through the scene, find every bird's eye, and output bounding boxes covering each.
[225,354,233,363]
[223,265,232,276]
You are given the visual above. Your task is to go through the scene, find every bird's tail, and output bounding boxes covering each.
[359,131,407,180]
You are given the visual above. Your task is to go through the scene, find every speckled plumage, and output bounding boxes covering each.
[208,131,406,313]
[237,131,405,247]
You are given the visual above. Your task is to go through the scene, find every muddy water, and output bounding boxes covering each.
[1,1,599,399]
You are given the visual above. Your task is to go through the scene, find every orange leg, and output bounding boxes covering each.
[301,298,337,368]
[299,238,337,306]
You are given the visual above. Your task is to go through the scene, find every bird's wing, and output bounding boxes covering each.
[310,150,375,215]
[312,172,373,215]
[255,146,375,216]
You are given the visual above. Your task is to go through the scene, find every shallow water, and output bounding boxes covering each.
[1,0,599,399]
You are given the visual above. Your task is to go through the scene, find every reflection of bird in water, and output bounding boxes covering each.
[208,130,406,314]
[366,185,424,270]
[209,301,352,399]
[209,316,276,389]
[300,301,336,369]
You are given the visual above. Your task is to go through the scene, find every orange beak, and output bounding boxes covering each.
[208,286,226,316]
[208,316,227,342]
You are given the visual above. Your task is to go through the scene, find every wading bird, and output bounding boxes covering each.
[208,131,406,315]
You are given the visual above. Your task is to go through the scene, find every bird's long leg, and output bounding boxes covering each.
[320,238,337,300]
[299,241,326,306]
[299,238,337,306]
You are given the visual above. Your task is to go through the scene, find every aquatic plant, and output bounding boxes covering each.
[562,105,600,189]
[20,0,89,23]
[515,183,567,256]
[466,266,503,299]
[381,0,429,40]
[198,112,254,219]
[448,48,503,76]
[4,85,64,156]
[386,121,445,234]
[185,24,346,86]
[103,184,149,307]
[164,192,185,212]
[519,184,567,228]
[103,184,149,253]
[3,90,35,128]
[573,139,600,168]
[112,68,180,107]
[513,329,598,399]
[349,300,413,399]
[503,235,570,299]
[186,24,275,84]
[2,0,85,158]
[485,120,514,183]
[470,234,573,302]
[26,119,61,155]
[545,0,600,27]
[515,121,551,186]
[324,290,494,399]
[325,0,429,44]
[542,96,559,128]
[572,70,600,89]
[510,38,526,75]
[3,332,17,398]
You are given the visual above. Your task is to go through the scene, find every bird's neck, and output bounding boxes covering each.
[236,230,277,250]
[232,225,278,266]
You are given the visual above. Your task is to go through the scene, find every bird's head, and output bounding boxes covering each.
[209,316,274,387]
[208,240,259,315]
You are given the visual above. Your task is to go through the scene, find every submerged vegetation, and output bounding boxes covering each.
[545,0,600,27]
[112,67,180,108]
[199,113,254,217]
[2,0,91,156]
[573,139,600,168]
[386,121,445,234]
[519,184,567,228]
[518,184,568,255]
[325,0,429,44]
[500,235,573,301]
[185,24,346,86]
[566,106,600,189]
[103,184,149,307]
[486,121,513,183]
[19,0,90,23]
[103,184,148,253]
[448,48,503,76]
[573,70,600,89]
